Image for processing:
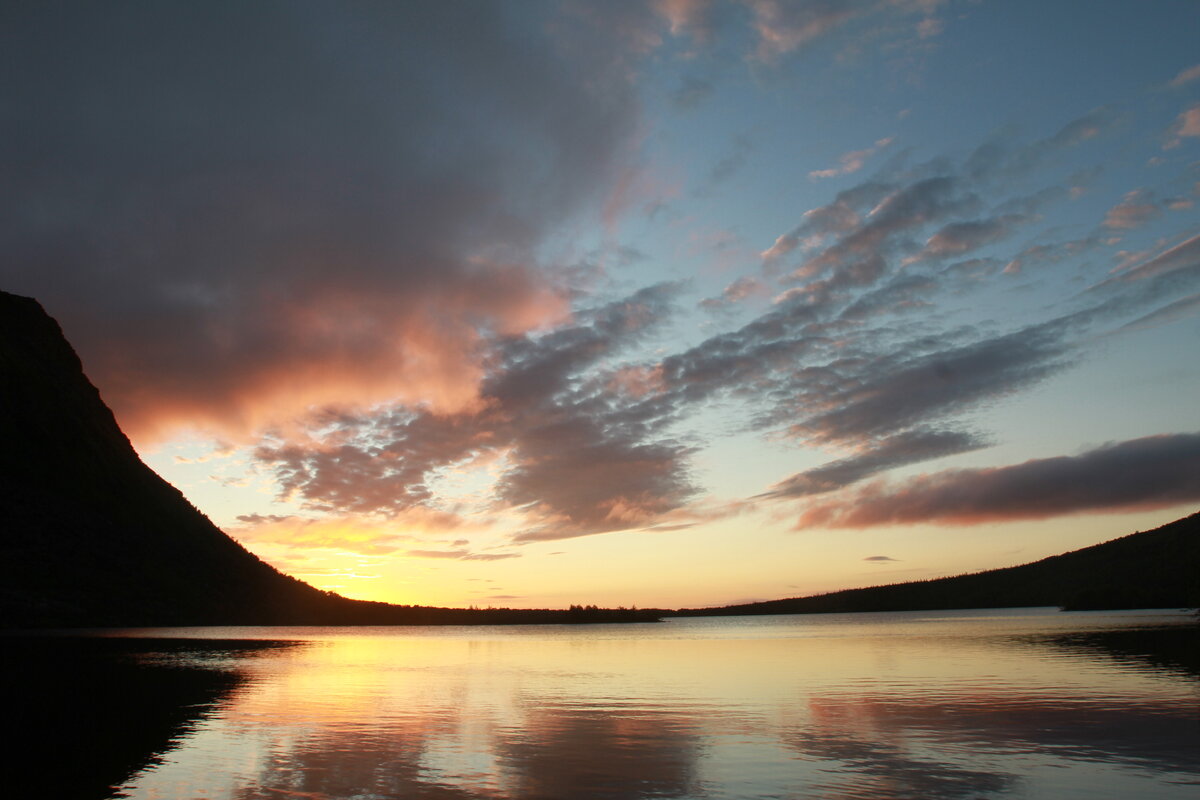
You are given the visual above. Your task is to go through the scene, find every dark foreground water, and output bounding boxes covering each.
[5,608,1198,799]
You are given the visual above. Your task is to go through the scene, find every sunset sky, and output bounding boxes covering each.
[4,0,1199,609]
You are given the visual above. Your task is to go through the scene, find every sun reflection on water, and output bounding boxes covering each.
[96,610,1199,800]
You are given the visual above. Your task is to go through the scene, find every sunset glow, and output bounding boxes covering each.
[4,0,1198,609]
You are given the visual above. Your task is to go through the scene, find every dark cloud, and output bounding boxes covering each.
[0,0,640,439]
[504,429,697,542]
[699,275,768,312]
[863,555,898,562]
[797,432,1200,528]
[256,285,699,542]
[760,181,890,262]
[907,214,1031,263]
[794,176,981,279]
[838,272,939,319]
[763,429,988,499]
[235,513,295,525]
[406,549,520,562]
[783,321,1074,444]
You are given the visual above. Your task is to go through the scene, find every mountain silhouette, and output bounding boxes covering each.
[0,290,352,626]
[677,511,1200,617]
[0,290,656,627]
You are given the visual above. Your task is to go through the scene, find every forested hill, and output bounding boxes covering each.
[0,290,655,627]
[675,512,1200,617]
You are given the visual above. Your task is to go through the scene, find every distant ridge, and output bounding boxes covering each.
[0,291,655,627]
[676,512,1200,617]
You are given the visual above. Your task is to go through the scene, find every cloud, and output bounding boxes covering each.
[745,0,865,60]
[1003,238,1096,275]
[810,138,895,180]
[906,215,1030,263]
[761,182,886,264]
[1164,104,1200,149]
[1168,63,1200,88]
[406,549,521,562]
[1100,232,1200,283]
[796,433,1200,528]
[783,321,1073,444]
[504,431,698,542]
[255,285,701,543]
[916,16,943,39]
[763,428,987,499]
[655,0,718,44]
[1102,190,1162,230]
[743,0,946,63]
[863,555,899,562]
[699,276,769,311]
[793,176,980,280]
[838,272,937,318]
[0,1,640,441]
[244,103,1200,548]
[761,233,801,261]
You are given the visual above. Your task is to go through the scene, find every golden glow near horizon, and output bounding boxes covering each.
[153,430,1196,609]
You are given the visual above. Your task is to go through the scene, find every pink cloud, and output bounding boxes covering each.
[1164,104,1200,149]
[761,233,801,261]
[654,0,716,43]
[1102,189,1161,230]
[809,138,895,180]
[746,0,861,60]
[1168,63,1200,88]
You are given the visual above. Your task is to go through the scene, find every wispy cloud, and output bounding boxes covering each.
[406,549,521,562]
[1168,63,1200,88]
[810,138,895,180]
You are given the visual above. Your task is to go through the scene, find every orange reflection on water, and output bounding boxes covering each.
[110,611,1199,800]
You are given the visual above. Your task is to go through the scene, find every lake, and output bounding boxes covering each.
[6,608,1198,799]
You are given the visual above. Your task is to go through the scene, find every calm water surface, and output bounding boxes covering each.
[27,608,1200,799]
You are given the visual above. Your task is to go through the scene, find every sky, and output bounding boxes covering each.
[3,0,1199,610]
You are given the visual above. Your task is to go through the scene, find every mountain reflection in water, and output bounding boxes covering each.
[5,609,1197,800]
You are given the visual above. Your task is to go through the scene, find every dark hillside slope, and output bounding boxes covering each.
[0,291,659,627]
[677,512,1200,617]
[0,291,340,626]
